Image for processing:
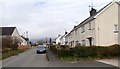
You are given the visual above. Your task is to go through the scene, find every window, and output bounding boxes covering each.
[75,29,78,35]
[81,25,85,33]
[114,24,118,33]
[75,41,79,46]
[81,40,86,46]
[89,22,91,30]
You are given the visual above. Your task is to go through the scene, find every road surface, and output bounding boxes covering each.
[2,48,117,67]
[2,48,49,67]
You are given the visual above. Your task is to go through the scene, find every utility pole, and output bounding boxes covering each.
[49,38,52,45]
[46,37,47,44]
[26,31,28,38]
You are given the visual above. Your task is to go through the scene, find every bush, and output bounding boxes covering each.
[50,45,58,54]
[2,36,21,50]
[58,48,75,57]
[50,44,120,60]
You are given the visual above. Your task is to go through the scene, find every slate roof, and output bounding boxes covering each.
[0,27,16,36]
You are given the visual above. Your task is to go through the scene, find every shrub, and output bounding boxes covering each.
[50,45,58,54]
[50,44,120,60]
[58,48,75,57]
[2,36,20,50]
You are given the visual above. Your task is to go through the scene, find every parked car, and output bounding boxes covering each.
[36,45,46,54]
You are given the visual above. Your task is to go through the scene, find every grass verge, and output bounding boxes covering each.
[61,56,74,61]
[2,50,24,60]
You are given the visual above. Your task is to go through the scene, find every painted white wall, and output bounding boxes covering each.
[20,37,28,45]
[65,31,74,47]
[65,1,119,47]
[12,28,28,46]
[55,35,62,44]
[96,2,119,46]
[60,36,65,45]
[65,33,70,46]
[12,28,20,37]
[65,19,96,47]
[118,3,120,45]
[79,20,96,46]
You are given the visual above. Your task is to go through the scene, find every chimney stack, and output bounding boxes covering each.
[90,8,97,16]
[65,31,67,34]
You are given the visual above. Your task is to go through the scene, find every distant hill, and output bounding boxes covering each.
[30,37,56,43]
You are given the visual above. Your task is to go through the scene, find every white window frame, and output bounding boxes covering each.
[81,40,86,46]
[114,24,118,33]
[81,25,85,33]
[89,22,91,30]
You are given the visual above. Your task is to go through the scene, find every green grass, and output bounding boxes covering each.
[2,50,24,60]
[61,56,74,61]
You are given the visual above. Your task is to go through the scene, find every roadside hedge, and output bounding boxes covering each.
[50,45,120,59]
[2,50,24,60]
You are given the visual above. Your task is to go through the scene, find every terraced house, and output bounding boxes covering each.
[65,1,120,47]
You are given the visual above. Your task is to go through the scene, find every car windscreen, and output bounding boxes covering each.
[37,46,45,48]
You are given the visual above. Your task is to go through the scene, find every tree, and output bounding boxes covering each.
[2,36,13,49]
[12,37,21,50]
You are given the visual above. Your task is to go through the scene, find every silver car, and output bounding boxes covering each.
[36,45,46,54]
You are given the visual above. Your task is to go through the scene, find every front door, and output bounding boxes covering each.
[88,37,92,46]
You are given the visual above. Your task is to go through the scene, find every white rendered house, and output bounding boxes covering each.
[65,1,120,47]
[55,35,62,45]
[60,32,68,45]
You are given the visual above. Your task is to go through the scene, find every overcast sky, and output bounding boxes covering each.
[0,0,115,39]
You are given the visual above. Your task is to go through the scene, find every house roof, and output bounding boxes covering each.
[55,35,62,40]
[116,1,120,5]
[60,34,67,39]
[21,36,29,41]
[0,27,16,36]
[77,1,113,29]
[66,1,119,37]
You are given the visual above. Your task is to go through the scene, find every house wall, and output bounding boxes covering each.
[56,36,62,44]
[12,28,29,46]
[65,35,69,45]
[75,28,81,45]
[78,19,96,46]
[20,37,28,45]
[12,28,20,37]
[65,30,76,47]
[95,2,118,46]
[118,3,120,45]
[60,37,65,45]
[68,31,75,47]
[66,34,72,46]
[65,2,119,46]
[65,19,96,47]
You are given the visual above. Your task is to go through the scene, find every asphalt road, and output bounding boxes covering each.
[2,48,117,67]
[2,48,49,67]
